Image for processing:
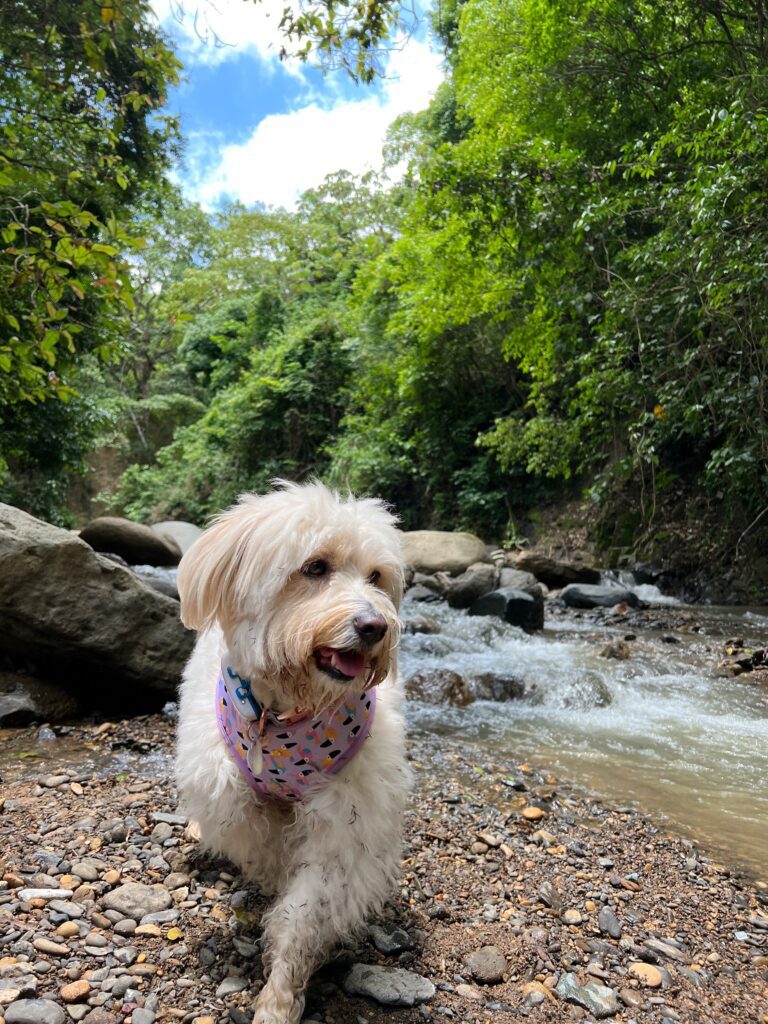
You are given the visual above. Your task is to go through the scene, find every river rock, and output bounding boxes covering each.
[514,553,600,588]
[151,521,202,556]
[4,999,66,1024]
[343,964,435,1007]
[0,505,193,709]
[102,882,171,920]
[561,584,640,609]
[469,672,527,702]
[369,924,414,955]
[401,531,489,575]
[465,945,506,983]
[404,669,474,707]
[468,587,544,632]
[446,566,499,609]
[555,973,620,1018]
[131,565,179,600]
[80,517,181,566]
[598,906,623,938]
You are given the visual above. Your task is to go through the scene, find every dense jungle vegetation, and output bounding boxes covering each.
[2,0,768,584]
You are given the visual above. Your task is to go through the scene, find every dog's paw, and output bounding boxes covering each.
[184,819,202,842]
[252,981,304,1024]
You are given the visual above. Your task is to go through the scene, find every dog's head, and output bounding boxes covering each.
[177,480,404,711]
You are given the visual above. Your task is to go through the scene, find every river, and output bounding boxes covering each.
[400,596,768,877]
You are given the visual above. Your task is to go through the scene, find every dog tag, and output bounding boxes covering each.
[247,740,264,777]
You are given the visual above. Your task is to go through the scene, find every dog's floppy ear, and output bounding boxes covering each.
[177,496,269,631]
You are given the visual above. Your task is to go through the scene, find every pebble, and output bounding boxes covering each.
[562,909,583,925]
[18,890,72,903]
[215,977,248,998]
[54,923,79,938]
[598,906,622,938]
[619,987,644,1008]
[368,924,414,955]
[59,980,90,1003]
[522,806,544,821]
[455,983,484,1001]
[628,962,663,987]
[101,884,171,921]
[343,964,436,1007]
[464,946,506,984]
[0,978,38,1004]
[555,973,620,1019]
[130,1011,155,1024]
[135,925,162,938]
[31,938,69,957]
[4,1000,66,1024]
[70,863,98,882]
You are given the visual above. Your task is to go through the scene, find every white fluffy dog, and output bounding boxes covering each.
[175,481,410,1024]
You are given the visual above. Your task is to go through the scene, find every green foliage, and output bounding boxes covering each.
[0,0,181,514]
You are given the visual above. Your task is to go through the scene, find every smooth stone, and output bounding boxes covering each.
[215,977,248,998]
[465,946,506,984]
[101,883,171,921]
[59,981,90,1004]
[70,864,98,883]
[628,962,663,987]
[18,890,73,902]
[555,973,620,1019]
[138,909,178,926]
[149,813,187,826]
[32,938,69,957]
[562,909,583,925]
[48,902,84,920]
[66,1008,90,1022]
[598,906,622,939]
[130,1011,155,1024]
[343,964,435,1007]
[5,999,66,1024]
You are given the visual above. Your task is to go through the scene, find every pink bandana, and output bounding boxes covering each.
[216,661,376,801]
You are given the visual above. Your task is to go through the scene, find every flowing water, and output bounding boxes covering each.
[400,597,768,877]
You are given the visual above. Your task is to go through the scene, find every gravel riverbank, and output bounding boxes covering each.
[1,714,766,1024]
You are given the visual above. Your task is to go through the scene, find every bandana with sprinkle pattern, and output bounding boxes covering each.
[216,659,376,801]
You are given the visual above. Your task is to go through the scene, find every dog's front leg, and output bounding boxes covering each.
[252,790,403,1024]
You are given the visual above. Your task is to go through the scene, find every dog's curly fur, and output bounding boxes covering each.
[175,481,411,1024]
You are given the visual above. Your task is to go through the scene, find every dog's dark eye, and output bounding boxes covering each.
[303,559,329,578]
[368,570,381,587]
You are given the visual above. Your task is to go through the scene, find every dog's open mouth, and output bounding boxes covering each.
[314,646,366,681]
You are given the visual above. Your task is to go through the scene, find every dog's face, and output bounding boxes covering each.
[177,481,404,711]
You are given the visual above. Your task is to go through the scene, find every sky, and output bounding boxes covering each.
[151,0,445,211]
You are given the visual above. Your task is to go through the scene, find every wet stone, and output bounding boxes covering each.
[344,964,436,1007]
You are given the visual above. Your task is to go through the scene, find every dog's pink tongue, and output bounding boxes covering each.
[331,649,365,678]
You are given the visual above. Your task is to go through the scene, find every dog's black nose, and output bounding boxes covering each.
[353,614,388,644]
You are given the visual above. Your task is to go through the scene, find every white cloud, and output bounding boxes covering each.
[188,37,444,209]
[152,0,314,73]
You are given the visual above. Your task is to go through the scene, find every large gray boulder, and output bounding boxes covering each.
[401,530,488,575]
[514,552,600,588]
[0,505,193,708]
[80,516,181,566]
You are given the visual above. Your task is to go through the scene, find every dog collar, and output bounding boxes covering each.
[216,657,376,801]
